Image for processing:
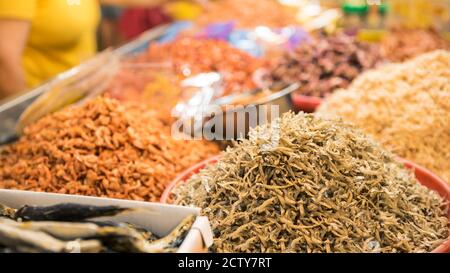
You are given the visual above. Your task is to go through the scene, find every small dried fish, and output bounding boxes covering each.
[0,222,103,253]
[143,214,196,252]
[174,112,448,253]
[0,220,135,241]
[98,215,196,253]
[0,97,219,203]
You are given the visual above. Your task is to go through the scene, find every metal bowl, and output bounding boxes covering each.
[177,82,300,140]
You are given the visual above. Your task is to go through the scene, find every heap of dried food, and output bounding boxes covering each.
[0,203,194,253]
[105,63,182,125]
[195,0,297,28]
[145,37,265,96]
[174,112,448,253]
[381,28,450,62]
[265,34,382,97]
[0,97,219,202]
[317,50,450,183]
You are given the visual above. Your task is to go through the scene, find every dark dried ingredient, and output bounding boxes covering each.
[266,34,382,97]
[174,112,448,253]
[15,203,128,222]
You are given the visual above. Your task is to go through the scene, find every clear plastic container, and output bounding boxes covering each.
[341,0,369,33]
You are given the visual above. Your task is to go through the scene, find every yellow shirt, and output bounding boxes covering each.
[0,0,100,88]
[164,1,202,20]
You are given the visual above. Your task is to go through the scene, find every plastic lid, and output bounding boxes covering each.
[342,2,368,14]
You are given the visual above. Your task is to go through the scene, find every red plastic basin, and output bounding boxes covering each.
[161,155,220,204]
[291,93,323,113]
[161,156,450,253]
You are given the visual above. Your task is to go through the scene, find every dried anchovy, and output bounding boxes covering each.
[317,50,450,183]
[0,97,219,202]
[143,214,196,252]
[174,112,448,253]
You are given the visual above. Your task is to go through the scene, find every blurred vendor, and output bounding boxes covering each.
[0,0,184,100]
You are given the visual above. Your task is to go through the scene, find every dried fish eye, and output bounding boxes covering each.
[324,190,333,198]
[174,112,448,253]
[368,240,380,250]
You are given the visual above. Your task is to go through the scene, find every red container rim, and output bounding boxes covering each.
[291,93,323,113]
[161,156,450,253]
[160,155,221,204]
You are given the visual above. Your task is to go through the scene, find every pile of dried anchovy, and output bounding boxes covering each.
[381,28,450,62]
[0,203,195,253]
[0,97,219,202]
[317,50,450,183]
[174,112,448,253]
[266,34,382,97]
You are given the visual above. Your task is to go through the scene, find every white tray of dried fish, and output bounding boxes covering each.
[0,189,213,253]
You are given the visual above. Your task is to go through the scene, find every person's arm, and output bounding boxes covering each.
[0,19,30,99]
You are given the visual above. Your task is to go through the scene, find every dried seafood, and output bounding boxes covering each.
[0,97,219,201]
[174,112,448,253]
[0,203,195,253]
[317,50,450,182]
[145,37,265,96]
[13,203,129,222]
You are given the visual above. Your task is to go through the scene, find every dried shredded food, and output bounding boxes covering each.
[195,0,297,28]
[0,97,219,202]
[381,28,450,62]
[317,50,450,183]
[145,37,265,96]
[105,67,182,126]
[266,34,382,97]
[174,112,448,253]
